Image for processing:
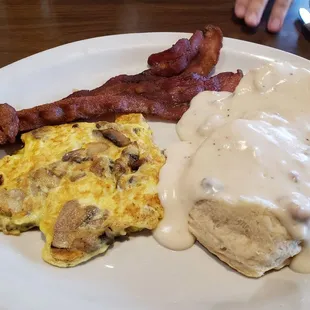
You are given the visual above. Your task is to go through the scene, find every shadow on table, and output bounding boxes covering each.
[294,19,310,43]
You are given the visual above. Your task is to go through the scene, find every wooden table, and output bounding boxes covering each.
[0,0,309,68]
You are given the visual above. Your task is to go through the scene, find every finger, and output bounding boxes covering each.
[244,0,270,27]
[267,0,292,33]
[235,0,250,19]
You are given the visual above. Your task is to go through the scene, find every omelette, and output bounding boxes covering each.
[0,114,165,267]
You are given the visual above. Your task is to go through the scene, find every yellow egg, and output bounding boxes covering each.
[0,114,165,267]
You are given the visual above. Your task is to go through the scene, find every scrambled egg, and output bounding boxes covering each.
[0,114,165,267]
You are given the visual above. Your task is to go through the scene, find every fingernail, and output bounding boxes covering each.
[235,5,246,18]
[268,18,281,32]
[246,12,258,26]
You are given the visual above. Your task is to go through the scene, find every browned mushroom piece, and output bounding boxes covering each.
[90,157,111,177]
[0,188,26,217]
[69,172,86,182]
[113,142,140,180]
[113,160,128,181]
[124,143,147,171]
[70,235,103,253]
[130,158,147,171]
[122,142,140,166]
[95,121,109,129]
[62,149,90,163]
[98,128,131,147]
[52,201,110,253]
[30,168,63,195]
[0,174,3,186]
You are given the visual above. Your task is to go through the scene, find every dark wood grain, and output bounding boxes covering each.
[0,0,309,68]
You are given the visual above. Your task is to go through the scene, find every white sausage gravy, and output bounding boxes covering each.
[154,62,310,273]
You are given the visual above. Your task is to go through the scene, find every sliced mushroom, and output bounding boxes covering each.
[48,161,68,178]
[70,235,102,253]
[113,160,128,181]
[52,200,88,249]
[98,128,131,147]
[52,201,109,252]
[128,176,136,184]
[83,205,100,224]
[0,190,10,216]
[117,175,137,189]
[90,157,111,177]
[62,149,89,163]
[0,174,3,186]
[31,168,62,195]
[130,158,147,171]
[8,189,26,213]
[113,142,140,180]
[95,121,109,129]
[69,171,86,182]
[86,142,109,157]
[122,143,139,166]
[0,188,25,216]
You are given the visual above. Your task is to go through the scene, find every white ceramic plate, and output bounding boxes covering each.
[0,33,310,310]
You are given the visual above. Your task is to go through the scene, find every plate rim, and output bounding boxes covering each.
[1,30,310,310]
[1,32,309,74]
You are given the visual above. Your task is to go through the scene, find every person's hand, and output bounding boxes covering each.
[234,0,293,32]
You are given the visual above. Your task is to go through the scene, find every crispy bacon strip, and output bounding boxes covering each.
[0,71,242,143]
[147,25,222,77]
[204,70,243,92]
[186,25,223,75]
[66,69,242,104]
[0,104,19,145]
[17,95,189,132]
[67,25,223,100]
[0,25,243,145]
